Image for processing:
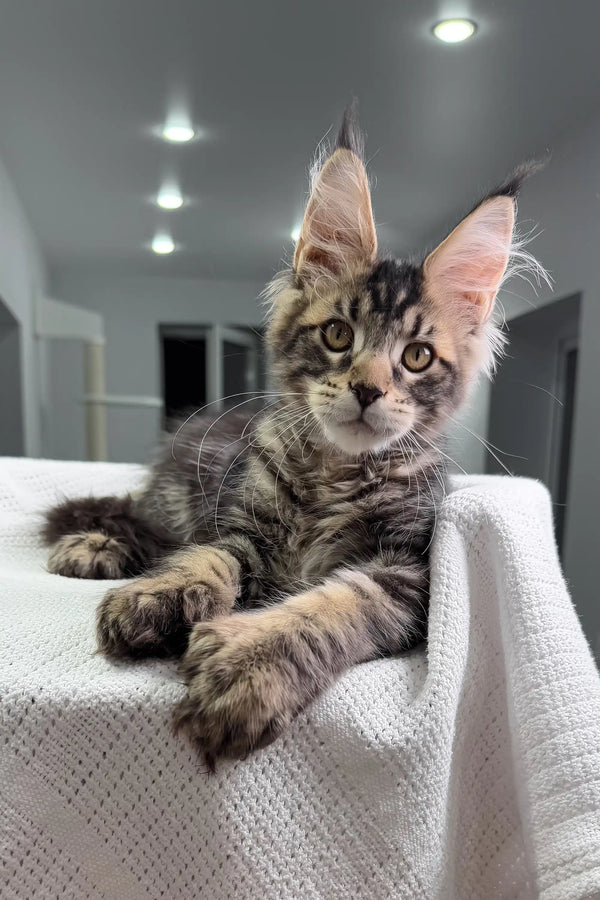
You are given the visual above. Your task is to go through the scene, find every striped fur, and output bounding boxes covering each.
[44,108,544,762]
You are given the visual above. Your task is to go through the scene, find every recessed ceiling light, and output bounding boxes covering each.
[152,233,175,254]
[156,186,183,210]
[291,226,301,242]
[162,124,195,143]
[433,18,476,43]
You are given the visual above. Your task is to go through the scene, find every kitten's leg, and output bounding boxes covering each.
[174,555,428,760]
[97,535,263,658]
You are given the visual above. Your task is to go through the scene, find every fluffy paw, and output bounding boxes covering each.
[173,612,314,762]
[48,532,129,579]
[96,549,239,658]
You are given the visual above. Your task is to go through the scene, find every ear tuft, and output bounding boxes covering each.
[483,158,547,201]
[335,99,365,159]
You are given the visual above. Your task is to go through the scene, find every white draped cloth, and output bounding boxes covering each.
[1,458,599,900]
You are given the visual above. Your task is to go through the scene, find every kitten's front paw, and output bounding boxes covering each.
[173,613,311,762]
[96,550,238,658]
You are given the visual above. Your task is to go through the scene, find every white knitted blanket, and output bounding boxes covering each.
[1,458,599,900]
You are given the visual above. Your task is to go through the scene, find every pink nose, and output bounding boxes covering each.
[350,383,384,408]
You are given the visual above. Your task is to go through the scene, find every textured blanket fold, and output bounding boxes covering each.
[1,458,599,900]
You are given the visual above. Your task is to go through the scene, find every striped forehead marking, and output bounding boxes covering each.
[364,260,424,324]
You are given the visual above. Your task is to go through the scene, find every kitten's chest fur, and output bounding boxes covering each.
[241,453,435,594]
[274,475,376,586]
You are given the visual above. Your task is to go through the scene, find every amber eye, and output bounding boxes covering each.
[322,320,354,352]
[402,342,434,372]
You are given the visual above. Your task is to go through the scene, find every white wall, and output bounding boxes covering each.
[0,154,47,456]
[48,271,266,463]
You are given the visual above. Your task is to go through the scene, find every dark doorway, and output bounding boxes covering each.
[162,333,207,421]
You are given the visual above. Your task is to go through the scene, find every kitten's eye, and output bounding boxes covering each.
[402,342,434,372]
[322,320,354,352]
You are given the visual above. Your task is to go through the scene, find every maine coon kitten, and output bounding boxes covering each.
[43,109,543,763]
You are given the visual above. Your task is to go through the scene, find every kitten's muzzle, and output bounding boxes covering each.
[349,382,385,408]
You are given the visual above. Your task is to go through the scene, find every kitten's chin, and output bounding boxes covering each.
[323,420,395,456]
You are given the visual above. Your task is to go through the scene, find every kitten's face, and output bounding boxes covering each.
[268,261,488,456]
[266,117,519,458]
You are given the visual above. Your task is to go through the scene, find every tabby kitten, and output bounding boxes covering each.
[44,109,541,763]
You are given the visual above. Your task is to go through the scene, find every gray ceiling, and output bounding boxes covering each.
[0,0,599,283]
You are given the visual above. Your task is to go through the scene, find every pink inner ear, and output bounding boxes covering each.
[294,148,377,277]
[424,196,515,323]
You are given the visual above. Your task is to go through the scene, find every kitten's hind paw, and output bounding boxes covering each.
[48,532,129,579]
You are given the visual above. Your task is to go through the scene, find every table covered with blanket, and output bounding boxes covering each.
[1,457,599,900]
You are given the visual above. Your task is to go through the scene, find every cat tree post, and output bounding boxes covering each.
[83,339,108,461]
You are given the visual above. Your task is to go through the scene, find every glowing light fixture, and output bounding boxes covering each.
[156,186,183,209]
[291,225,301,242]
[162,124,195,143]
[433,18,476,43]
[152,233,175,254]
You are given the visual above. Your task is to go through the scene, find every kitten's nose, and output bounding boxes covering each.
[350,382,384,408]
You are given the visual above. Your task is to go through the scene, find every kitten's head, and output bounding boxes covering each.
[266,107,545,457]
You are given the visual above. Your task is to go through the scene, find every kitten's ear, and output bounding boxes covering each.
[423,195,515,323]
[294,109,377,279]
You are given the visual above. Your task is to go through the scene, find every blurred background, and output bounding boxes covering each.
[0,1,598,653]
